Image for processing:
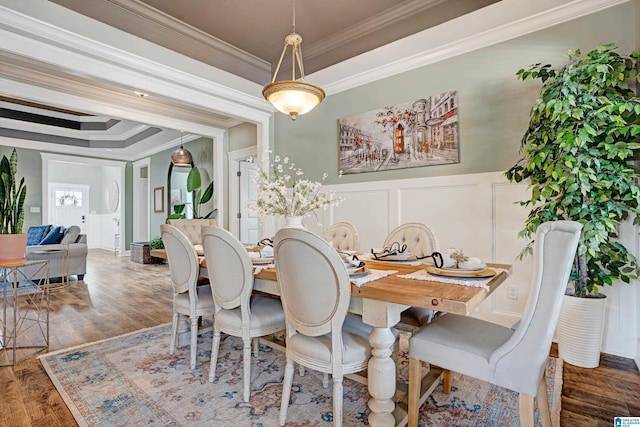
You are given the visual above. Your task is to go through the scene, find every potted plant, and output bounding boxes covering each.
[166,166,216,221]
[505,44,640,368]
[0,148,28,262]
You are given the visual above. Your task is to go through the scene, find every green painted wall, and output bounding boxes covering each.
[274,3,636,184]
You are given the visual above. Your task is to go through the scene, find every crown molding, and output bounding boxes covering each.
[314,0,631,95]
[0,5,273,122]
[304,0,446,61]
[86,0,271,84]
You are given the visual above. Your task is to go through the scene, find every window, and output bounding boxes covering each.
[56,190,82,207]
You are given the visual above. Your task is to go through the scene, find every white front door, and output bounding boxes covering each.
[48,183,90,233]
[239,161,258,244]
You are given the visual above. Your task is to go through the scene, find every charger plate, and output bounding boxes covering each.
[426,265,496,278]
[252,257,274,265]
[349,267,370,279]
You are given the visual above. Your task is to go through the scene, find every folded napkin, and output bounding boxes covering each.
[339,252,365,269]
[459,257,485,269]
[350,269,398,287]
[397,269,493,291]
[253,264,275,275]
[442,249,485,269]
[247,246,274,259]
[194,244,203,253]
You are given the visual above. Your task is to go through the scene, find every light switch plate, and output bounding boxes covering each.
[30,206,41,213]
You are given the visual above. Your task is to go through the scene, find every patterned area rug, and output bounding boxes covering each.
[39,324,562,426]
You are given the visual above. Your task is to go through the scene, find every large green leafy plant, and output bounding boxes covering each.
[166,166,215,221]
[0,148,27,234]
[505,44,640,298]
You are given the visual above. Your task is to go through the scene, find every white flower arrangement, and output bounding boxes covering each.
[253,150,342,218]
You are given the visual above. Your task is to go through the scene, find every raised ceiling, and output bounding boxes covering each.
[49,0,501,85]
[1,0,501,158]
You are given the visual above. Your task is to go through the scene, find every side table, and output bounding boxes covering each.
[0,259,50,366]
[31,244,69,289]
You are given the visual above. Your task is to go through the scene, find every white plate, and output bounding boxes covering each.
[374,254,416,262]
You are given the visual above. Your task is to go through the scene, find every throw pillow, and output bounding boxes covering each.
[40,225,66,245]
[27,225,51,246]
[60,225,81,244]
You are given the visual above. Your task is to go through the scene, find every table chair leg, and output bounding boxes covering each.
[442,369,452,393]
[537,371,552,427]
[408,357,421,427]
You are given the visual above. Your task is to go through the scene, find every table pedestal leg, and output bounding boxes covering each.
[367,326,397,426]
[361,299,404,427]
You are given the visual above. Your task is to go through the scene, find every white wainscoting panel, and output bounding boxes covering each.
[87,213,121,252]
[307,188,391,252]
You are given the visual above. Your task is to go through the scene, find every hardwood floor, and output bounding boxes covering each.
[1,249,638,426]
[1,249,173,427]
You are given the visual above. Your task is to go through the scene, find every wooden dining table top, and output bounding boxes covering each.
[151,248,512,316]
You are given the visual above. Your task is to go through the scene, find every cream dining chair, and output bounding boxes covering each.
[322,221,360,251]
[384,223,441,334]
[274,228,372,427]
[201,226,286,403]
[407,220,582,427]
[161,224,215,370]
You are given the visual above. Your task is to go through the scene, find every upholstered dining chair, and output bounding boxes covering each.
[383,222,439,259]
[167,218,217,247]
[274,228,372,427]
[161,224,215,370]
[406,220,582,427]
[201,226,286,403]
[384,223,441,337]
[322,221,360,251]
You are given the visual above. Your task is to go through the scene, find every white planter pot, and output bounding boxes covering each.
[557,294,607,368]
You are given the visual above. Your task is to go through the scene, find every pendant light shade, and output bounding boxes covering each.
[171,132,192,166]
[262,2,325,120]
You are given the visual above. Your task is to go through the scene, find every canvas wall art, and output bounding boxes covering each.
[338,91,459,174]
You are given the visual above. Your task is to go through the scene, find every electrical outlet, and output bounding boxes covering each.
[507,285,518,300]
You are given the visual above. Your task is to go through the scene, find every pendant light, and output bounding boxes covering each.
[171,131,193,166]
[262,0,325,121]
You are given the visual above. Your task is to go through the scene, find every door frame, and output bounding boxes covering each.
[228,146,257,239]
[132,157,151,242]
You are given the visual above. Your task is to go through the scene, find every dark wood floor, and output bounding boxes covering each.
[0,249,638,426]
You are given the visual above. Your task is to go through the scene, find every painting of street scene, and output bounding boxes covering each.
[338,91,459,174]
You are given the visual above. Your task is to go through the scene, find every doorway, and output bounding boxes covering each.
[239,160,258,243]
[228,146,257,242]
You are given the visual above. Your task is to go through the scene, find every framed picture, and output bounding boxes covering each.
[338,91,459,175]
[154,187,164,213]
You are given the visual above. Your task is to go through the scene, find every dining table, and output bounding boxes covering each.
[151,248,512,427]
